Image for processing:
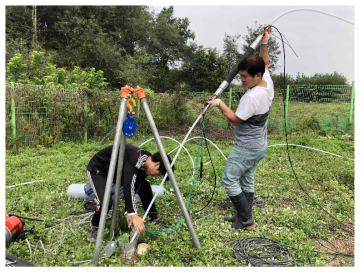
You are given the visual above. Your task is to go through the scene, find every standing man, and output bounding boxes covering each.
[205,28,274,230]
[86,144,174,242]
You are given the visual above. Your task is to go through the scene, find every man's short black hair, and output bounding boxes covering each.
[238,55,265,77]
[151,152,175,179]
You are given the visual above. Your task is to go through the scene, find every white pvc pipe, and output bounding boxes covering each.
[185,136,227,160]
[167,137,227,160]
[268,144,354,161]
[6,180,43,188]
[6,142,353,191]
[139,136,196,178]
[270,8,354,25]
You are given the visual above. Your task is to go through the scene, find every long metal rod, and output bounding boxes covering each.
[130,113,204,244]
[92,97,128,265]
[136,98,200,248]
[212,35,262,98]
[109,112,127,239]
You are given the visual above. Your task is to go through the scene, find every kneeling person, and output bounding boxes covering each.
[86,144,174,242]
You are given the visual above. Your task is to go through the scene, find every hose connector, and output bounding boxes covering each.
[250,34,263,50]
[213,80,230,97]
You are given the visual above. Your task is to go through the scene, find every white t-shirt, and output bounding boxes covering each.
[236,70,274,121]
[234,70,274,149]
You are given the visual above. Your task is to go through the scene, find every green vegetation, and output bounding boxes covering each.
[6,82,354,149]
[5,5,355,267]
[186,95,353,136]
[6,6,197,92]
[6,6,349,93]
[241,22,281,73]
[5,131,354,266]
[6,52,108,91]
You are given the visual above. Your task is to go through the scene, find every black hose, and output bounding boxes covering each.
[232,237,297,267]
[224,47,255,83]
[271,25,354,235]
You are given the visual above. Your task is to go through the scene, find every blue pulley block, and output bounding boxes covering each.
[123,112,137,137]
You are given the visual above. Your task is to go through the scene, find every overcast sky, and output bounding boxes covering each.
[149,4,355,83]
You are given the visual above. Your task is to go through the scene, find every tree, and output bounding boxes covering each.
[6,6,197,91]
[241,22,281,73]
[148,6,195,66]
[118,51,153,88]
[222,33,242,76]
[5,6,34,63]
[146,6,196,92]
[271,73,295,90]
[6,53,28,83]
[181,46,228,92]
[34,6,124,88]
[294,72,348,85]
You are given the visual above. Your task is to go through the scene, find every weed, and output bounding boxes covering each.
[5,133,354,267]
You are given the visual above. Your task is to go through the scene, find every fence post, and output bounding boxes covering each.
[137,99,140,118]
[84,99,88,144]
[349,81,355,123]
[285,85,290,121]
[10,82,16,139]
[229,88,232,109]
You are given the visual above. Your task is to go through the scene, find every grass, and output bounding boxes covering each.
[185,97,354,136]
[7,90,354,148]
[5,131,354,267]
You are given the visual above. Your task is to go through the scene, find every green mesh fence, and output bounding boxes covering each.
[279,84,354,135]
[187,84,354,135]
[5,83,121,147]
[5,83,188,148]
[6,82,354,148]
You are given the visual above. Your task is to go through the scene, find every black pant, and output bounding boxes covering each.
[86,169,158,227]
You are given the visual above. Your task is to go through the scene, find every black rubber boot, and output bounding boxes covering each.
[229,192,256,230]
[224,191,254,223]
[150,218,166,229]
[223,214,237,223]
[243,191,255,221]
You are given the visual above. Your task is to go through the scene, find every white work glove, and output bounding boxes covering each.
[260,26,271,45]
[127,214,146,234]
[205,96,221,107]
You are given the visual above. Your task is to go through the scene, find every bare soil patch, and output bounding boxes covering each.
[311,236,354,266]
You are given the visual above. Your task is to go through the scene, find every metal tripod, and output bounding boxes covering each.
[91,86,200,265]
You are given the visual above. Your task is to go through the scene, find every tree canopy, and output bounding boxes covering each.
[241,22,281,73]
[6,6,349,93]
[6,6,196,91]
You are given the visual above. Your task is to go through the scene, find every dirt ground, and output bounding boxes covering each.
[311,236,355,266]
